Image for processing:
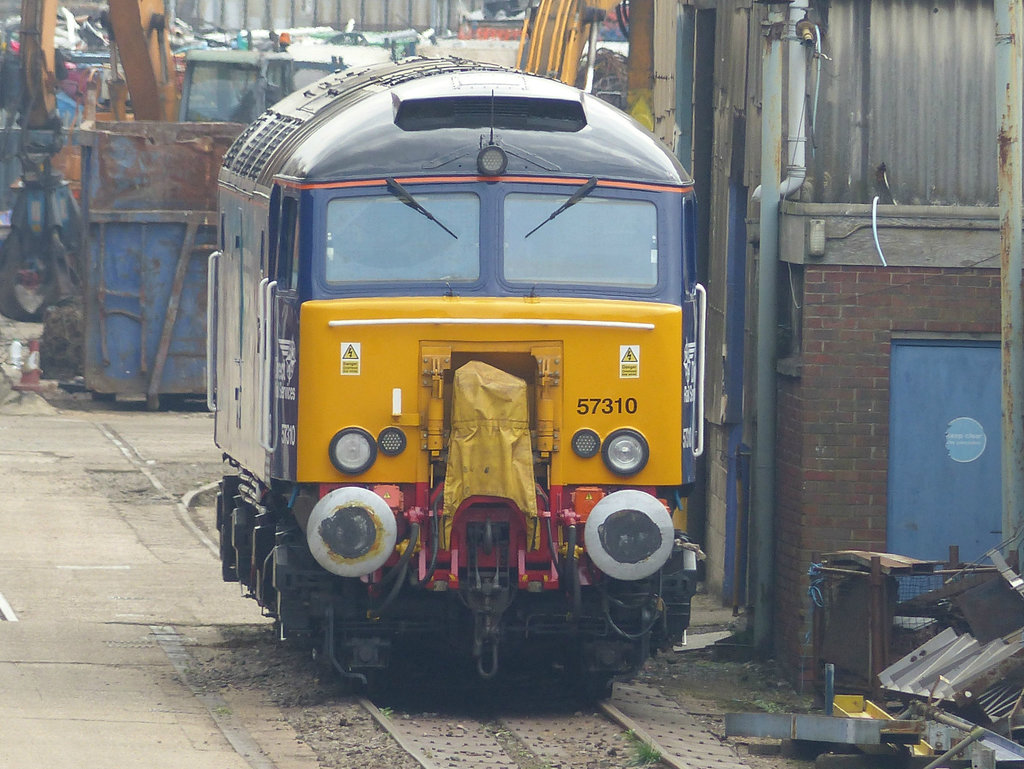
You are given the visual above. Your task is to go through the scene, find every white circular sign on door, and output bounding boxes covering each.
[945,417,987,463]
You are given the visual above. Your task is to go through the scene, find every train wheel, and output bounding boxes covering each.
[219,521,238,582]
[361,669,392,700]
[577,672,614,701]
[231,505,255,587]
[567,650,615,701]
[215,488,239,582]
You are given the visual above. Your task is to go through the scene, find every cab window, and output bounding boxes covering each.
[324,192,480,283]
[503,194,659,288]
[277,196,298,290]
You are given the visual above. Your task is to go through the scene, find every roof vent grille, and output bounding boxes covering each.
[395,96,585,133]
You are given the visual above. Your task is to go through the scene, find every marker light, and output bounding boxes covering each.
[477,145,508,176]
[571,428,601,458]
[377,426,407,456]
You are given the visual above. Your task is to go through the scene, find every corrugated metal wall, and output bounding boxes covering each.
[811,0,995,205]
[187,0,486,32]
[652,0,679,150]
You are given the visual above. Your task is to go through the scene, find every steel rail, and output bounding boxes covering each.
[358,697,439,769]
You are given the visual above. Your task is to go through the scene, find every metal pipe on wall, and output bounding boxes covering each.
[995,0,1024,562]
[752,5,785,652]
[750,0,808,203]
[675,4,695,170]
[778,0,808,198]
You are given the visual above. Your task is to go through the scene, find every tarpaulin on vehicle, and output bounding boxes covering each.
[443,360,538,547]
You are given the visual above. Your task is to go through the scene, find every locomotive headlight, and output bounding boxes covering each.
[306,487,397,577]
[601,429,649,476]
[477,144,508,176]
[584,489,674,581]
[329,427,377,475]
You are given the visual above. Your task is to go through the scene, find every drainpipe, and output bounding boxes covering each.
[751,0,811,202]
[995,0,1024,560]
[779,0,810,198]
[752,5,785,653]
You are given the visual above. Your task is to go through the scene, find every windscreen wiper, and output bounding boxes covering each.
[524,177,598,238]
[385,177,458,239]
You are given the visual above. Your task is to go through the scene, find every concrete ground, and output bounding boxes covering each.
[0,358,322,769]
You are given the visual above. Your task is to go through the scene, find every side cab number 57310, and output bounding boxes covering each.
[576,397,638,415]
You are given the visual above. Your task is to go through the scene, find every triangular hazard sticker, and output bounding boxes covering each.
[621,347,638,363]
[343,345,360,360]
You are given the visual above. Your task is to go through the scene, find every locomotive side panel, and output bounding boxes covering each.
[213,193,275,476]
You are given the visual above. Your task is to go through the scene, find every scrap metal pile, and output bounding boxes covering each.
[728,549,1024,768]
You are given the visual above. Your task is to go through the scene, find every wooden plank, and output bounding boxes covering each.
[823,550,942,574]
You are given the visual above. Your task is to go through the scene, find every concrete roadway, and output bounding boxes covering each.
[0,397,319,769]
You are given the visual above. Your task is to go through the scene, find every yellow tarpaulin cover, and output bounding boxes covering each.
[443,361,538,547]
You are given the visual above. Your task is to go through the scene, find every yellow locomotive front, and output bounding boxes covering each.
[297,294,684,568]
[211,60,704,693]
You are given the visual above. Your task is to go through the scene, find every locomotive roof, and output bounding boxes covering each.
[219,57,691,192]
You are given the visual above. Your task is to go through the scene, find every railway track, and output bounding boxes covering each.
[360,683,750,769]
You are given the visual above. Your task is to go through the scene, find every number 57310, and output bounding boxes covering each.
[576,397,638,415]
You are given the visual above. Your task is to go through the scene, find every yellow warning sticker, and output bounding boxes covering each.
[340,342,361,375]
[619,345,640,378]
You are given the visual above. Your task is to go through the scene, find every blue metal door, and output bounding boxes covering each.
[888,339,1002,563]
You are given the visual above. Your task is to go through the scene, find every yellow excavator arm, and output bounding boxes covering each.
[517,0,655,130]
[106,0,178,121]
[18,0,59,129]
[516,0,622,87]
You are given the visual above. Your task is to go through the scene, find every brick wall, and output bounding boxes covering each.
[773,264,1001,684]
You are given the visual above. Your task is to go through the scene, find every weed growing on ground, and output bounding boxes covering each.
[626,730,662,766]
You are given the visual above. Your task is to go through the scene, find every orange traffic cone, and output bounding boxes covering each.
[13,339,41,393]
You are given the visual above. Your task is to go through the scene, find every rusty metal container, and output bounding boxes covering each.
[78,121,242,407]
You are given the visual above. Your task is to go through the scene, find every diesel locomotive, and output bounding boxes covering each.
[208,57,706,694]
